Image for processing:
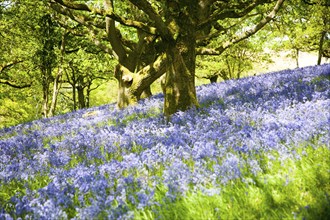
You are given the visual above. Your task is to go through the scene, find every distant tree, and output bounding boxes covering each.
[0,0,113,126]
[197,36,272,82]
[34,14,60,117]
[272,0,329,66]
[50,0,285,116]
[65,47,111,110]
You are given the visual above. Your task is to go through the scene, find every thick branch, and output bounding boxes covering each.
[104,0,127,64]
[116,53,168,97]
[134,53,167,95]
[51,3,104,29]
[50,0,92,11]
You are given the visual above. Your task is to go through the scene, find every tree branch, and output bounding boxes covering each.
[132,54,167,98]
[0,79,31,89]
[116,53,168,97]
[302,0,330,6]
[104,0,128,64]
[0,60,24,73]
[198,0,285,55]
[198,0,271,29]
[197,12,261,44]
[128,0,174,41]
[50,0,157,34]
[51,3,115,55]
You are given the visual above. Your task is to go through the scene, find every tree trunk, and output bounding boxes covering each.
[70,64,77,110]
[164,46,198,117]
[209,75,218,83]
[77,86,85,109]
[77,76,85,109]
[104,1,155,106]
[48,33,66,117]
[48,68,62,117]
[141,86,152,98]
[295,48,299,68]
[318,31,326,65]
[86,83,91,108]
[162,1,199,117]
[42,79,49,118]
[115,64,137,109]
[41,66,53,118]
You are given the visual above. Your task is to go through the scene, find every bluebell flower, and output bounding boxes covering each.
[0,64,329,218]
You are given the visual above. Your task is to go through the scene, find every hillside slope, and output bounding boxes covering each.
[0,64,329,219]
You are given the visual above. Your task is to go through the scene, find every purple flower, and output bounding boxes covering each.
[0,64,329,218]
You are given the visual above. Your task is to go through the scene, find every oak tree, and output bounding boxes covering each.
[50,0,285,116]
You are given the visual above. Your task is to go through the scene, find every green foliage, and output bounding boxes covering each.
[0,0,116,127]
[0,84,41,128]
[0,0,50,127]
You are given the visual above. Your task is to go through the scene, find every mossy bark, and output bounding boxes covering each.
[164,46,198,117]
[115,54,167,109]
[163,1,199,117]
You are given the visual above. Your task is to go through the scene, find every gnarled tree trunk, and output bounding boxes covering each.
[115,54,168,109]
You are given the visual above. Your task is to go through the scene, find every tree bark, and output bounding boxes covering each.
[41,65,53,117]
[42,79,50,118]
[162,1,199,117]
[209,75,218,83]
[115,53,168,109]
[68,62,77,110]
[164,46,199,117]
[318,31,326,65]
[48,32,66,117]
[295,48,300,68]
[77,85,85,109]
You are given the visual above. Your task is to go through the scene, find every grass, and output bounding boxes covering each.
[135,145,330,220]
